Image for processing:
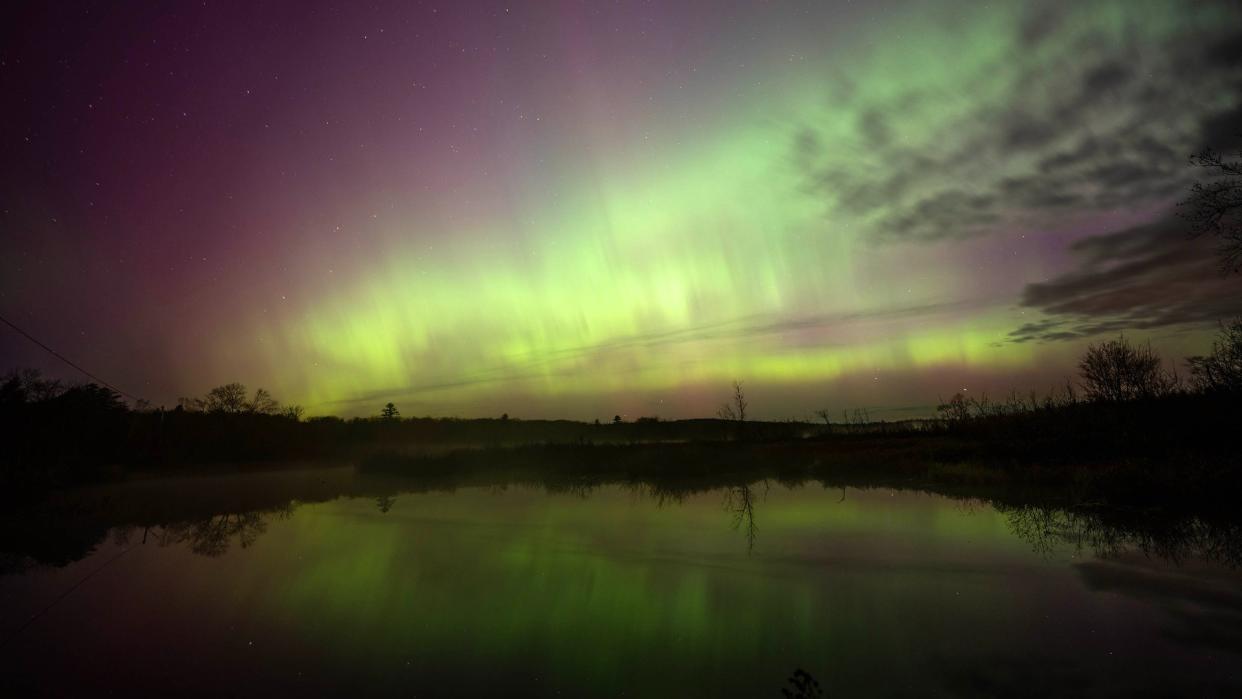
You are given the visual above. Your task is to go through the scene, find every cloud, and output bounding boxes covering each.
[1017,4,1067,48]
[793,1,1242,243]
[1009,216,1242,342]
[1197,99,1242,151]
[1076,556,1242,654]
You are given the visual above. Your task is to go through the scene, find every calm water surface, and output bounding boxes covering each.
[1,468,1239,697]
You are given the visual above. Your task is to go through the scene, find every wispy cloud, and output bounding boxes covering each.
[1009,216,1242,343]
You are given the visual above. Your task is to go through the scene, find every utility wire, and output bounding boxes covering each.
[0,546,132,649]
[0,312,144,403]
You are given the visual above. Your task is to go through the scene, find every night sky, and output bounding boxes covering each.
[2,0,1241,419]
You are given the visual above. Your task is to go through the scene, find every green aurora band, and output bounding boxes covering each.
[5,1,1237,417]
[221,0,1238,417]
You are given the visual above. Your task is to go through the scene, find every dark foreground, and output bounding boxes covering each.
[2,457,1241,698]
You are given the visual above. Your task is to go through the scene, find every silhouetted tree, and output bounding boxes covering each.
[2,368,63,403]
[1180,145,1242,272]
[53,383,126,415]
[281,404,305,421]
[246,388,279,415]
[716,380,748,421]
[780,668,823,699]
[0,374,22,411]
[500,412,509,421]
[1078,336,1175,401]
[204,383,248,413]
[812,408,832,426]
[612,414,622,424]
[1187,317,1242,393]
[937,393,970,422]
[381,402,400,420]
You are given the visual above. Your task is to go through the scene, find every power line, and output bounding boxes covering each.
[0,312,144,403]
[0,545,132,649]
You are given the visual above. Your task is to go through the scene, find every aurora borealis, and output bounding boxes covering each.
[3,0,1241,418]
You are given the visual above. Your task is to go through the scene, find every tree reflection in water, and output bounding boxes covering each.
[1001,503,1242,568]
[111,504,296,558]
[375,494,397,513]
[724,483,760,554]
[3,471,1241,570]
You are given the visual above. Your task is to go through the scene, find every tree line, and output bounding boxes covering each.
[934,317,1242,421]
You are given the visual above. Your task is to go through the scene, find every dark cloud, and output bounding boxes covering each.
[792,127,823,160]
[1090,161,1160,188]
[856,109,891,148]
[1076,557,1242,653]
[793,2,1242,243]
[1002,116,1059,151]
[1007,318,1070,344]
[998,174,1087,210]
[1198,28,1242,71]
[1197,97,1242,151]
[1009,216,1242,343]
[881,189,1003,240]
[1017,4,1066,48]
[1081,61,1131,94]
[1037,137,1106,174]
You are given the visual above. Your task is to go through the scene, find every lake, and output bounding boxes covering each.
[2,466,1240,697]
